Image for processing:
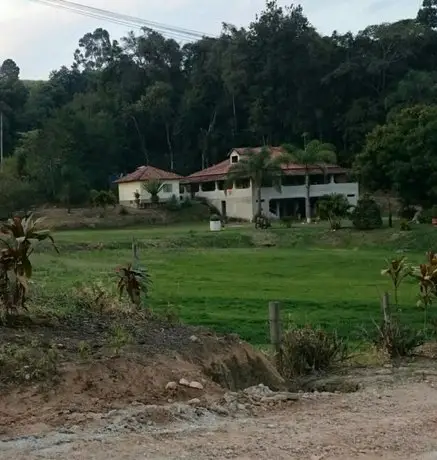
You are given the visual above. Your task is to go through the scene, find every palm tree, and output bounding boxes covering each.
[226,147,283,218]
[282,139,337,223]
[142,179,164,204]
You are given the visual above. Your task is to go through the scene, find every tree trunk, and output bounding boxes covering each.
[256,186,262,217]
[305,173,311,224]
[232,93,237,138]
[165,123,174,171]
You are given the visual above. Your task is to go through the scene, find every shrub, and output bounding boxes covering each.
[316,193,351,230]
[418,206,437,224]
[118,206,129,216]
[278,324,348,378]
[254,214,271,229]
[368,320,424,359]
[399,220,411,231]
[165,194,181,211]
[280,216,294,228]
[0,178,39,220]
[399,205,417,220]
[91,190,117,212]
[350,195,383,230]
[180,198,193,209]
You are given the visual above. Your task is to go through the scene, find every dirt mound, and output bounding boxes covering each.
[0,314,283,437]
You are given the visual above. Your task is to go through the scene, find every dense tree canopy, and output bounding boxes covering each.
[0,0,436,208]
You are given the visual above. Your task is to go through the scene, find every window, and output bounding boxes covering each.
[235,179,250,189]
[201,181,216,192]
[231,155,239,163]
[162,183,173,193]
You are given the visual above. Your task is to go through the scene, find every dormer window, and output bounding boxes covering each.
[231,155,239,164]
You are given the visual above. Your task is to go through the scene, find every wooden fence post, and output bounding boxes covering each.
[132,237,139,269]
[269,301,281,358]
[381,292,391,326]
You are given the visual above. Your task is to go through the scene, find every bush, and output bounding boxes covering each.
[180,198,193,209]
[398,205,417,220]
[278,324,348,378]
[350,195,383,230]
[418,206,437,224]
[0,177,39,219]
[369,321,424,359]
[399,219,411,231]
[316,193,351,230]
[118,206,129,216]
[280,216,294,228]
[165,194,180,211]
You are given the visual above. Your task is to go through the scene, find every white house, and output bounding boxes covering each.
[115,165,183,207]
[181,147,359,221]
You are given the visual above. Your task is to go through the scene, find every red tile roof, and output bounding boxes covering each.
[115,165,183,184]
[182,147,348,184]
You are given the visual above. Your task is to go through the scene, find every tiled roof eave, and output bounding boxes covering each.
[182,167,348,184]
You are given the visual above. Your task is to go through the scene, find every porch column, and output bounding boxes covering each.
[276,201,280,218]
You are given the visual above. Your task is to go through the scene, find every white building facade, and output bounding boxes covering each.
[116,165,182,207]
[182,148,359,221]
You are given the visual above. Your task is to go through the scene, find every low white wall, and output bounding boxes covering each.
[118,180,181,207]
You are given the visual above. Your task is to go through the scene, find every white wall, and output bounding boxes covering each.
[259,182,359,215]
[192,182,254,220]
[192,180,359,221]
[118,180,181,206]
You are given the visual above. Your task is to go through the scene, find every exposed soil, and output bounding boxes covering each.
[2,314,437,459]
[0,311,283,437]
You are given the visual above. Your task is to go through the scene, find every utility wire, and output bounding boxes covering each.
[28,0,213,42]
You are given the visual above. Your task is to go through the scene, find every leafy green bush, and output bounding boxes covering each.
[399,219,411,231]
[316,193,351,230]
[350,195,383,230]
[0,177,39,219]
[278,324,348,378]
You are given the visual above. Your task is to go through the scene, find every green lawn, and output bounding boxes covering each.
[31,223,429,345]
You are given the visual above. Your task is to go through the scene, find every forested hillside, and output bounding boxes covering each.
[1,0,437,210]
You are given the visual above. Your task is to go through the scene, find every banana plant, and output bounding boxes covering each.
[0,214,58,313]
[116,263,151,306]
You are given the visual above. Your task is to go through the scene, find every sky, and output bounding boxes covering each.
[0,0,423,80]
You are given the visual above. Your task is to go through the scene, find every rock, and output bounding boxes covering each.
[179,378,190,387]
[188,398,201,405]
[211,404,229,416]
[189,335,200,343]
[189,381,204,390]
[165,381,178,390]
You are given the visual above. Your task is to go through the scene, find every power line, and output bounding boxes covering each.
[28,0,213,42]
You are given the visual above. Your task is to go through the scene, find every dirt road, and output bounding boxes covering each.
[2,380,437,460]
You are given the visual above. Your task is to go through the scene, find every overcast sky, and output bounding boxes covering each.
[1,0,423,80]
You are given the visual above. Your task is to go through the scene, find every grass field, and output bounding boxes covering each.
[28,222,435,346]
